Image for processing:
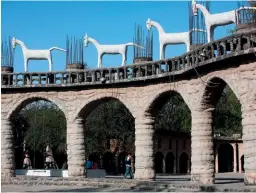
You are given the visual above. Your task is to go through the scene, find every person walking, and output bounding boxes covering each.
[123,153,134,179]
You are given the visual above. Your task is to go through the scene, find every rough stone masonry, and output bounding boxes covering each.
[1,60,256,185]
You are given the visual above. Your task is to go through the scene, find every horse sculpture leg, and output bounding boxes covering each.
[24,59,28,72]
[210,26,215,43]
[207,26,212,43]
[48,58,52,72]
[98,53,103,68]
[160,44,164,60]
[121,53,126,66]
[162,44,166,60]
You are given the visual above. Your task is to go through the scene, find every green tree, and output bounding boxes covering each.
[213,86,242,136]
[19,100,66,154]
[85,100,135,156]
[154,93,191,133]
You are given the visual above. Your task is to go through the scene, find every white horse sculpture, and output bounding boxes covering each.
[192,0,256,43]
[146,18,206,59]
[83,34,144,68]
[12,37,66,72]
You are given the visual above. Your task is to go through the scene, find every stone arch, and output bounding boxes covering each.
[117,151,127,174]
[103,151,115,174]
[218,143,234,173]
[155,151,164,173]
[199,76,241,109]
[73,95,135,122]
[7,96,68,170]
[7,96,67,120]
[179,152,189,174]
[75,96,135,176]
[143,89,192,117]
[165,152,175,173]
[192,76,242,183]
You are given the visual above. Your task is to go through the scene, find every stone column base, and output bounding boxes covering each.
[245,171,256,185]
[134,168,155,181]
[191,172,214,184]
[1,118,15,178]
[67,118,86,178]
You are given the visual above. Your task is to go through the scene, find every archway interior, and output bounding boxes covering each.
[155,152,164,173]
[202,77,242,173]
[218,143,234,172]
[179,152,189,174]
[11,98,67,169]
[78,97,135,175]
[147,91,191,174]
[203,78,242,136]
[165,152,175,173]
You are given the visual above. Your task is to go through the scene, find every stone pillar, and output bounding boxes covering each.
[191,110,214,184]
[1,117,15,177]
[239,144,242,173]
[134,114,155,180]
[215,153,219,174]
[187,159,190,173]
[242,102,256,185]
[163,158,166,174]
[233,144,237,173]
[174,160,177,174]
[215,144,219,174]
[67,117,86,177]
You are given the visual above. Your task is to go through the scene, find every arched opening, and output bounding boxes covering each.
[201,77,242,175]
[117,151,127,174]
[88,152,100,169]
[179,152,189,174]
[155,152,164,173]
[218,143,234,172]
[10,98,67,171]
[241,155,244,172]
[103,151,115,174]
[165,152,175,173]
[146,91,191,175]
[77,97,135,175]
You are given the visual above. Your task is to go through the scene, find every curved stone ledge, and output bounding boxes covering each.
[2,30,256,89]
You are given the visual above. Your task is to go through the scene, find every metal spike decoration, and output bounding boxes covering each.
[66,36,84,65]
[133,24,153,59]
[236,0,256,25]
[1,37,14,67]
[189,0,210,48]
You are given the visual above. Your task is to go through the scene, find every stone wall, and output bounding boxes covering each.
[1,61,256,184]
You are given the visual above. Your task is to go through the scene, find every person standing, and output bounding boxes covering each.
[124,153,134,179]
[23,150,32,169]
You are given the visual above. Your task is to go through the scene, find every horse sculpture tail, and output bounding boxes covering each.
[49,47,66,52]
[189,28,207,33]
[125,43,145,49]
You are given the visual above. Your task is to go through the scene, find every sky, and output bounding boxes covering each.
[2,1,239,73]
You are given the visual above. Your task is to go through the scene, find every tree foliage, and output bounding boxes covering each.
[84,100,135,157]
[213,86,242,136]
[154,93,191,133]
[14,100,66,154]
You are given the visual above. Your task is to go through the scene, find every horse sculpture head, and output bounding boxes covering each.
[192,0,198,16]
[146,18,152,31]
[12,37,17,49]
[84,33,89,47]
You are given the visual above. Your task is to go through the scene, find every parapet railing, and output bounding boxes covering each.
[2,29,256,88]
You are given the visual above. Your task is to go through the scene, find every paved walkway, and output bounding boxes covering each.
[2,173,253,192]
